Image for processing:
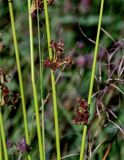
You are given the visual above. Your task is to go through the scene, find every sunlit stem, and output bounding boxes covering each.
[36,2,46,160]
[8,1,31,159]
[27,0,44,160]
[43,0,61,159]
[80,0,105,159]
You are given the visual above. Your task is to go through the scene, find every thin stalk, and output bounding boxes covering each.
[8,1,31,160]
[102,131,118,160]
[43,0,61,160]
[0,108,8,160]
[0,135,2,159]
[18,153,22,160]
[27,0,44,160]
[102,143,112,160]
[36,3,46,160]
[79,0,105,160]
[0,113,3,160]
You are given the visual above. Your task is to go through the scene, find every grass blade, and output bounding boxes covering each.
[43,0,61,159]
[79,0,105,159]
[36,3,46,160]
[8,1,31,159]
[27,0,44,159]
[0,108,8,160]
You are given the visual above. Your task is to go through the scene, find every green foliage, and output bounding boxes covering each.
[0,0,124,159]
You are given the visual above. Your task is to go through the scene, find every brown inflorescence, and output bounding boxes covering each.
[50,40,65,59]
[16,138,31,153]
[0,67,20,108]
[30,0,54,15]
[73,98,89,125]
[47,0,54,5]
[44,40,74,71]
[6,138,31,154]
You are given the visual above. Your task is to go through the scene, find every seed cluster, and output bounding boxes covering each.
[30,0,54,15]
[6,138,31,153]
[44,40,74,71]
[0,67,19,108]
[73,98,89,125]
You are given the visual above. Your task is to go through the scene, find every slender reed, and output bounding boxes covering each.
[36,3,46,160]
[27,0,44,160]
[0,108,8,160]
[102,143,112,160]
[0,108,3,159]
[79,0,105,159]
[8,1,31,160]
[43,0,61,160]
[0,135,2,159]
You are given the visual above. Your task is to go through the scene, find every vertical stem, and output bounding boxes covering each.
[8,1,31,160]
[79,0,105,160]
[80,126,87,160]
[0,104,3,160]
[0,135,2,159]
[102,143,112,160]
[43,0,61,160]
[0,108,8,160]
[27,0,44,160]
[36,3,46,160]
[41,40,45,160]
[18,153,22,160]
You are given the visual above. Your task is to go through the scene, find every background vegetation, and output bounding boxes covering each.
[0,0,124,159]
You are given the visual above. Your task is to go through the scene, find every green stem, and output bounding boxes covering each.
[0,123,3,160]
[43,0,61,160]
[8,1,31,160]
[79,0,105,160]
[0,135,2,159]
[0,108,8,160]
[27,1,44,160]
[41,42,45,160]
[36,4,46,160]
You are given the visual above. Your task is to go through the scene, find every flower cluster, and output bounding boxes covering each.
[16,138,31,153]
[6,138,31,153]
[0,67,19,108]
[44,40,74,71]
[73,98,89,125]
[30,0,54,15]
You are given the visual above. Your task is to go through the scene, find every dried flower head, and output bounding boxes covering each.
[50,40,64,59]
[44,58,63,71]
[73,98,89,125]
[30,0,43,13]
[0,67,20,108]
[1,85,20,108]
[64,55,74,67]
[30,0,54,15]
[44,40,74,71]
[47,0,54,5]
[16,138,31,153]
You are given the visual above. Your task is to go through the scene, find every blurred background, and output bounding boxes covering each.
[0,0,124,159]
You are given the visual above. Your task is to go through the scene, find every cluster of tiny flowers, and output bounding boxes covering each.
[44,40,74,71]
[30,0,54,15]
[6,138,31,153]
[0,67,19,108]
[73,98,89,125]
